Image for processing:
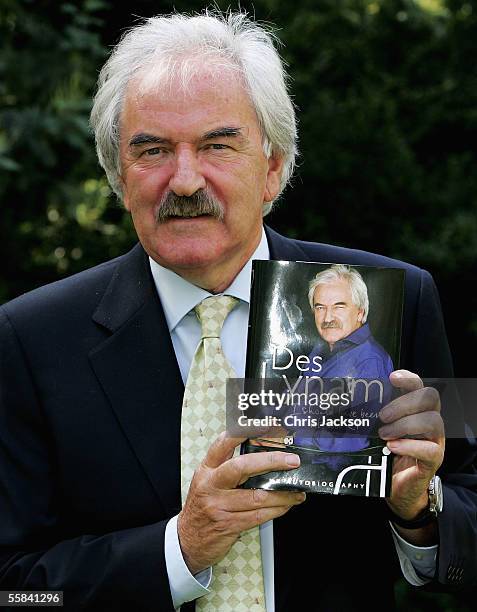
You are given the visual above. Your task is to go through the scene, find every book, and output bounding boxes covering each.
[233,260,405,497]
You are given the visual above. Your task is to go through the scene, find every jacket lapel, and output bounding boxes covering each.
[88,244,184,516]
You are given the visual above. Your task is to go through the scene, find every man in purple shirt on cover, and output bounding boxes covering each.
[294,263,394,455]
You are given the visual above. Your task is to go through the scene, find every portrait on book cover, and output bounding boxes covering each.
[290,264,395,460]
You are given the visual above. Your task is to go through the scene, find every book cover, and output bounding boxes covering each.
[233,260,405,497]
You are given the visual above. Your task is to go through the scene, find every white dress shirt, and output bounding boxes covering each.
[149,229,437,610]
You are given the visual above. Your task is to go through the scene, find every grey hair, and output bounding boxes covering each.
[90,10,298,215]
[308,264,369,322]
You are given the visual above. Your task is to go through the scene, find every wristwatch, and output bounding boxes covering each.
[428,474,444,516]
[388,475,443,529]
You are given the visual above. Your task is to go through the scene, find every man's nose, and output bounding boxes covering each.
[323,307,334,322]
[168,146,206,196]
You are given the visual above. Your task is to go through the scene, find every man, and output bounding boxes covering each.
[0,11,475,612]
[308,264,393,376]
[293,264,395,456]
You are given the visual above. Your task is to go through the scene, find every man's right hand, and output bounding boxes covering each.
[177,433,306,575]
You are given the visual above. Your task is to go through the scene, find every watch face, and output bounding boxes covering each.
[430,475,443,514]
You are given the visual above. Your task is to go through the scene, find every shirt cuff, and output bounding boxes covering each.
[165,515,212,609]
[389,521,438,586]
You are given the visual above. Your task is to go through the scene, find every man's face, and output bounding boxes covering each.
[312,279,364,349]
[119,69,283,292]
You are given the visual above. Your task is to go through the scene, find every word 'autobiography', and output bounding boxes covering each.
[238,260,405,497]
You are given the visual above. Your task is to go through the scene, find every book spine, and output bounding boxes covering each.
[244,260,266,378]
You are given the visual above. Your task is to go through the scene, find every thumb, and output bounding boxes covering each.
[203,432,246,469]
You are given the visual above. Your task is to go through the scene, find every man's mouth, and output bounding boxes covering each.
[169,211,212,219]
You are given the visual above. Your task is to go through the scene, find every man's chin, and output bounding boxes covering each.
[320,331,344,344]
[155,215,223,239]
[148,235,227,271]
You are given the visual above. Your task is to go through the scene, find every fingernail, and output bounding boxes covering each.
[295,493,306,502]
[286,454,300,467]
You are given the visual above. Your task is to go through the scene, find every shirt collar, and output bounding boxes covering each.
[149,228,270,333]
[332,322,372,351]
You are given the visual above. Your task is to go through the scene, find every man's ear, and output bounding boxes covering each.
[357,309,364,323]
[264,153,285,202]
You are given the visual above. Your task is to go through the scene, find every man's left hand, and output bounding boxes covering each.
[379,370,445,522]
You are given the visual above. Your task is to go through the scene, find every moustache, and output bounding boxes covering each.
[321,321,342,330]
[156,190,224,223]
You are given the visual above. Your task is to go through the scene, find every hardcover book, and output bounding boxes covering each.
[234,260,405,497]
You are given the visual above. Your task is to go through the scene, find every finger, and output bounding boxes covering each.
[229,503,299,532]
[389,370,424,392]
[215,488,306,513]
[387,439,444,471]
[213,450,301,488]
[204,432,247,469]
[380,386,440,424]
[379,411,444,441]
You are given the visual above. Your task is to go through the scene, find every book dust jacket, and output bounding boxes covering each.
[234,261,405,498]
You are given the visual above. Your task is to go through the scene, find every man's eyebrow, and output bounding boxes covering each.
[314,301,348,306]
[201,127,244,140]
[128,133,169,147]
[128,127,244,148]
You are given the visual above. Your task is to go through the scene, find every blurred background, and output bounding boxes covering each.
[1,0,476,608]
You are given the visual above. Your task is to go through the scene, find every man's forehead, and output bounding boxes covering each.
[121,67,259,140]
[128,60,249,106]
[314,279,352,299]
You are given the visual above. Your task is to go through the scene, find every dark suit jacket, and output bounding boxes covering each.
[0,226,476,611]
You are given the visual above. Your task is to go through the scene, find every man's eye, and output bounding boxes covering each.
[206,143,229,150]
[144,147,164,156]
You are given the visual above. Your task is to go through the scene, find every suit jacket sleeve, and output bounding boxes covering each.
[412,270,477,589]
[0,307,175,611]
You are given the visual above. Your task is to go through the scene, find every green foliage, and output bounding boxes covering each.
[1,0,476,375]
[252,0,477,374]
[0,0,136,301]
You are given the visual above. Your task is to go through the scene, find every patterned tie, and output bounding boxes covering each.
[180,295,266,612]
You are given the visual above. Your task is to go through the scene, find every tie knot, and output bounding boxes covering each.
[195,295,239,339]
